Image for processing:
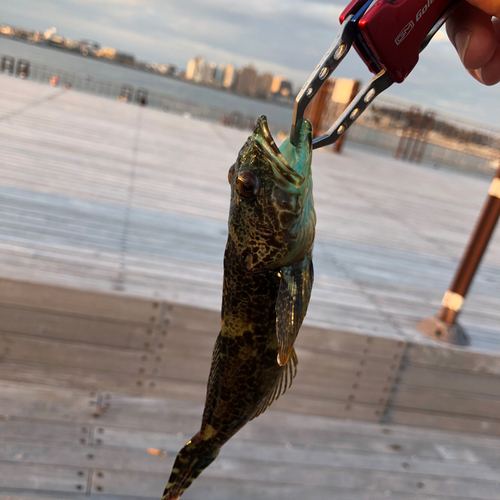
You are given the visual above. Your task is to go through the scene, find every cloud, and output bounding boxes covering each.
[2,0,500,127]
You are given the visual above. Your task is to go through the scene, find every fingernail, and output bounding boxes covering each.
[455,28,472,63]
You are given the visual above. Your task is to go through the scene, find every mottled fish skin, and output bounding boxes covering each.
[162,116,315,500]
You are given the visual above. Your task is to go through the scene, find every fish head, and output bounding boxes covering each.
[227,115,316,271]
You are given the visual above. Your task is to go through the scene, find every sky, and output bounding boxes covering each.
[2,0,500,128]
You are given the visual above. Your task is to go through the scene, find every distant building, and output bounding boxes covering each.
[256,72,274,99]
[0,26,14,36]
[183,56,291,99]
[46,35,65,47]
[235,65,258,97]
[201,62,217,85]
[63,38,76,50]
[213,65,226,87]
[78,40,100,56]
[222,64,237,90]
[270,76,293,98]
[94,47,116,60]
[185,56,206,83]
[213,66,224,86]
[213,64,237,89]
[44,27,57,39]
[115,52,135,66]
[279,80,293,97]
[270,76,285,94]
[156,63,176,76]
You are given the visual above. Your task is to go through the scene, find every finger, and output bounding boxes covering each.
[475,16,500,84]
[493,16,500,38]
[446,2,498,69]
[466,69,482,83]
[463,0,500,18]
[478,45,500,84]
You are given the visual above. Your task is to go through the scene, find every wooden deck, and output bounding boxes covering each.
[1,75,500,499]
[1,279,500,498]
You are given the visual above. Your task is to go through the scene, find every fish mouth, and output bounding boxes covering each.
[253,116,283,157]
[251,116,313,179]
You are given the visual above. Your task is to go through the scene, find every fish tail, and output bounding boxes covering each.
[162,432,220,500]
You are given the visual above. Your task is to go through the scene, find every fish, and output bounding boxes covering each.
[162,115,316,500]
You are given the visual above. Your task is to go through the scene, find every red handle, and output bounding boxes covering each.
[340,0,455,83]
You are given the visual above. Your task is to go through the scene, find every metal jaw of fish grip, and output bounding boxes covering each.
[290,11,394,150]
[290,15,358,148]
[312,70,393,149]
[291,0,460,150]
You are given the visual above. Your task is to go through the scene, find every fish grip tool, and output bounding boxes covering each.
[291,0,461,149]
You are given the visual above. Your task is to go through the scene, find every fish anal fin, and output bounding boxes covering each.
[275,253,313,366]
[251,348,298,420]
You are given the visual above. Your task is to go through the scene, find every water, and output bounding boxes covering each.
[0,37,293,126]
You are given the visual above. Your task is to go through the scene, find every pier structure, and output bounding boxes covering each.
[1,76,500,499]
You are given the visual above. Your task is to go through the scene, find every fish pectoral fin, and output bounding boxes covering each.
[275,253,314,366]
[251,348,298,420]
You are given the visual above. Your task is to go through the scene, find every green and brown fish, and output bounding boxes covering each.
[162,115,316,499]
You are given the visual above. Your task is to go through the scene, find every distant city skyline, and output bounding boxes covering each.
[184,55,294,101]
[1,0,500,128]
[1,23,298,103]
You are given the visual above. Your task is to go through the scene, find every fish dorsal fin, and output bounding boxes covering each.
[250,348,298,420]
[275,253,314,366]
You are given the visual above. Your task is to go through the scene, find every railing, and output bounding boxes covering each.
[2,54,500,174]
[350,96,500,174]
[0,55,290,134]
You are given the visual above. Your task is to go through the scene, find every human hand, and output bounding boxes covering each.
[446,0,500,85]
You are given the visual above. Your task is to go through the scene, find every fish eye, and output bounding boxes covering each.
[235,171,260,199]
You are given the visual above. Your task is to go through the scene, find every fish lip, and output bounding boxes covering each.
[254,115,312,180]
[253,116,282,157]
[250,116,312,184]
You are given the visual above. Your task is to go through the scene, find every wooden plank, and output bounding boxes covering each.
[0,333,145,375]
[91,455,500,499]
[0,463,89,493]
[91,476,478,500]
[292,326,405,360]
[295,346,402,383]
[409,344,500,376]
[0,496,91,500]
[402,364,500,398]
[0,360,144,395]
[166,304,407,360]
[0,439,170,474]
[94,421,500,465]
[4,490,462,500]
[249,407,500,454]
[167,303,221,333]
[86,385,380,435]
[151,345,399,389]
[143,375,384,422]
[0,277,158,323]
[0,305,151,349]
[0,380,96,423]
[196,439,500,481]
[391,408,500,437]
[0,417,89,445]
[394,387,500,420]
[0,496,93,500]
